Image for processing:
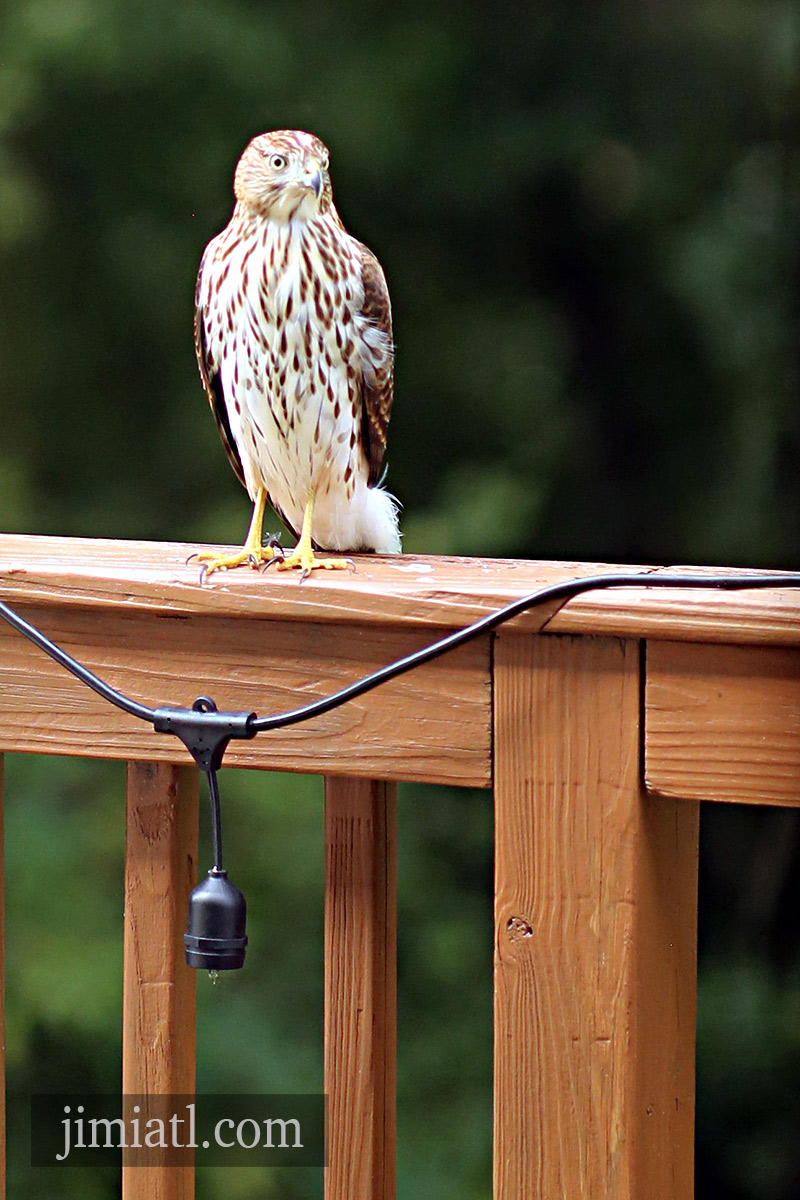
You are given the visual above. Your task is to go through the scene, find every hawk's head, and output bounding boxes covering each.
[233,130,333,222]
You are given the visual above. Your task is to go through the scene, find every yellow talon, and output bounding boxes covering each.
[193,544,280,580]
[276,549,354,579]
[276,495,355,580]
[190,488,280,581]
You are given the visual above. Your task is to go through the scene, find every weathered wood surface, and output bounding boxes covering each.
[122,762,198,1200]
[493,634,698,1200]
[2,534,800,644]
[3,535,798,786]
[324,777,397,1200]
[646,641,800,806]
[0,605,490,786]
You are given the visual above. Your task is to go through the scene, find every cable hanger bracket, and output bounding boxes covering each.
[152,696,256,773]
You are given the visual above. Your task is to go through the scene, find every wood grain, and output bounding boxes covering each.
[122,762,198,1200]
[324,777,396,1200]
[646,641,800,806]
[493,634,698,1199]
[0,606,490,787]
[2,533,800,645]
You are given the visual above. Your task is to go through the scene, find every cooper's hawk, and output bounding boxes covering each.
[193,129,400,579]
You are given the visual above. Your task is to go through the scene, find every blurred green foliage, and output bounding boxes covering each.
[1,0,799,1196]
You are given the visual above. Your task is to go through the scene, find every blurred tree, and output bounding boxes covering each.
[1,0,799,1196]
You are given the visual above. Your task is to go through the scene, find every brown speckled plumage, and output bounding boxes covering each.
[194,130,400,554]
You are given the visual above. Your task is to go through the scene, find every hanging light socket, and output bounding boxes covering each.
[154,697,252,972]
[185,868,247,970]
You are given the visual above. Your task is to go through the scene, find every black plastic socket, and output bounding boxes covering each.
[184,868,247,971]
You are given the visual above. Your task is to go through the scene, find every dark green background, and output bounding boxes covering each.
[1,1,799,1196]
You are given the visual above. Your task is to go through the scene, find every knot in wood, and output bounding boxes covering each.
[506,916,533,941]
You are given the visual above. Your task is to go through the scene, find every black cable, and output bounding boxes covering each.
[2,571,800,743]
[249,571,800,732]
[207,769,224,871]
[0,595,156,723]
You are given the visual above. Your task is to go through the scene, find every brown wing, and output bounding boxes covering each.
[193,265,247,490]
[356,244,394,487]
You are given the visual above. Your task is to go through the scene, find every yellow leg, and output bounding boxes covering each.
[276,495,354,580]
[190,488,280,581]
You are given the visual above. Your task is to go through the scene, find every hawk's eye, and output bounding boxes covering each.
[269,154,287,170]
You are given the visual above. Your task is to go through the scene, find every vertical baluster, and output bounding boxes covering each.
[493,634,698,1199]
[324,776,397,1200]
[122,762,198,1200]
[0,755,5,1200]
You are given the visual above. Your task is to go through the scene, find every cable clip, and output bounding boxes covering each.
[152,696,256,772]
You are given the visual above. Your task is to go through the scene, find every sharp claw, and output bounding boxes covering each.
[299,568,310,583]
[198,564,209,586]
[186,552,199,566]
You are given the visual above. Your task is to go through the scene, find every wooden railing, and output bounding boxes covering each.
[1,534,800,1199]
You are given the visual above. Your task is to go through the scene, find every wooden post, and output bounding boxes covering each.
[493,634,699,1199]
[324,776,397,1200]
[123,762,199,1200]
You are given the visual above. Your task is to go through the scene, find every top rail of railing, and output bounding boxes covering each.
[1,533,800,646]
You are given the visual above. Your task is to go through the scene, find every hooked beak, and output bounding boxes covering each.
[305,165,323,199]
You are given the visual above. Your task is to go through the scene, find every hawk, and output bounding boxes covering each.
[192,129,400,579]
